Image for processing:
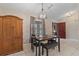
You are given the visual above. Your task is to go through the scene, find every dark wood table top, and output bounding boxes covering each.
[35,35,59,41]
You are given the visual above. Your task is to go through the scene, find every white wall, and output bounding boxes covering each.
[45,19,52,36]
[58,11,79,41]
[45,19,57,36]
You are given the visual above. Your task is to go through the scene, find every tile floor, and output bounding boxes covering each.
[8,39,79,56]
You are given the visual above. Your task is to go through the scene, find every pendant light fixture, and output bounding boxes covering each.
[38,3,53,19]
[38,3,46,19]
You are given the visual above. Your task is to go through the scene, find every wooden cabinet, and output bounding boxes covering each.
[0,15,23,55]
[0,17,3,55]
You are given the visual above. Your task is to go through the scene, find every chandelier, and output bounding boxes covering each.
[38,3,53,19]
[39,3,46,19]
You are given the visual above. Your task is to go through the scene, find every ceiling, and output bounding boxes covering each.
[0,3,79,20]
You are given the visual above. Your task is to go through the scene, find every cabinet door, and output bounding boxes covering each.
[2,16,15,55]
[13,17,23,51]
[0,17,3,55]
[2,16,23,55]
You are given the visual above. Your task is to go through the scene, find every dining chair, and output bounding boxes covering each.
[41,37,60,56]
[31,34,40,56]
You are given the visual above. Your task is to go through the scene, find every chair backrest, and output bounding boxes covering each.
[31,34,36,43]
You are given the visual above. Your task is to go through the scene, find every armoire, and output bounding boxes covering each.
[0,15,23,55]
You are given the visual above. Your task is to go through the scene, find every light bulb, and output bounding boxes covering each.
[39,13,46,19]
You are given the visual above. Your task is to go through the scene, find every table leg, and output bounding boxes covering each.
[38,45,41,56]
[46,48,48,56]
[42,46,44,55]
[58,38,60,52]
[36,46,37,56]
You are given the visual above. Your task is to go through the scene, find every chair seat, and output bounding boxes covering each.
[33,42,39,47]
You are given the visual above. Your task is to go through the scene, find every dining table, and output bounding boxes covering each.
[35,35,60,56]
